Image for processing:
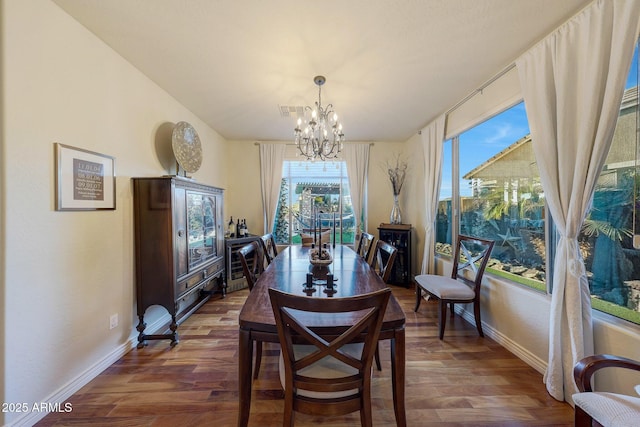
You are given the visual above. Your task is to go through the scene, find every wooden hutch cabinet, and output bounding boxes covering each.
[377,223,412,288]
[133,177,225,348]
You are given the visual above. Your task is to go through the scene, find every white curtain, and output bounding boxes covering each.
[420,114,446,274]
[343,144,370,237]
[515,0,640,403]
[259,143,287,234]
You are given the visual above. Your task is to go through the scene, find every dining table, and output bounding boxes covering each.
[237,244,407,427]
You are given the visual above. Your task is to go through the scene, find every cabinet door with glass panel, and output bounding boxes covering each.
[187,191,219,270]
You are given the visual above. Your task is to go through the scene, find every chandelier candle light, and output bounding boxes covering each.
[294,76,345,161]
[387,156,408,224]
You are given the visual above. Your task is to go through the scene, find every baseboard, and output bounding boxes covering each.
[456,306,548,375]
[8,316,167,427]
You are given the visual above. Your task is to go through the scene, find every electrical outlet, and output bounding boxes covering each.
[109,313,118,330]
[634,234,640,249]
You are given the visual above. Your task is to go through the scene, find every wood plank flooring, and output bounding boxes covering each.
[36,286,574,426]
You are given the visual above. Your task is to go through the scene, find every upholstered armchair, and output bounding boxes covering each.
[573,354,640,426]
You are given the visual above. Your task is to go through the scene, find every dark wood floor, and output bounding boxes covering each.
[36,286,574,426]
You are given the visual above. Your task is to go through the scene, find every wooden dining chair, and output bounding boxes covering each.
[356,232,375,264]
[370,240,398,284]
[414,234,495,340]
[238,241,266,379]
[369,239,397,370]
[238,241,265,291]
[260,233,278,266]
[268,287,391,427]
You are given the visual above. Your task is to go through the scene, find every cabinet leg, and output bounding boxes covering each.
[136,316,147,349]
[169,315,179,347]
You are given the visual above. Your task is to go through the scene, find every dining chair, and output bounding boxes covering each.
[369,239,397,370]
[414,234,495,340]
[573,354,640,426]
[301,230,331,247]
[268,287,391,427]
[238,241,266,379]
[369,240,398,284]
[356,232,375,264]
[238,241,265,291]
[260,233,278,266]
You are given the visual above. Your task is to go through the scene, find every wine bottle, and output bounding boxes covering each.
[243,219,249,236]
[228,216,236,238]
[237,218,242,237]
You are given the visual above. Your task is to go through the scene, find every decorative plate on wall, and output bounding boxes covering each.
[171,121,203,174]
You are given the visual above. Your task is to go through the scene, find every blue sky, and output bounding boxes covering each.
[440,43,639,199]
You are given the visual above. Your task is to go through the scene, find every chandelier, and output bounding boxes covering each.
[294,76,345,161]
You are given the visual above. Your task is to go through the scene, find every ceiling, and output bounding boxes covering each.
[52,0,592,142]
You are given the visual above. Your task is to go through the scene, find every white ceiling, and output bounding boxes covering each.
[52,0,592,142]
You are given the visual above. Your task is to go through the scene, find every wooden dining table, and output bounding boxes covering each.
[237,244,407,426]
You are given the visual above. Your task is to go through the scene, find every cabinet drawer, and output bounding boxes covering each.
[177,259,224,296]
[204,259,224,278]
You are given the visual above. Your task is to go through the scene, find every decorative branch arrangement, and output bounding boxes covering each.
[386,155,408,196]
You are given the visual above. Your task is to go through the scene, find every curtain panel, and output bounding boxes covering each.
[420,114,446,274]
[259,143,287,234]
[343,144,370,238]
[515,0,640,403]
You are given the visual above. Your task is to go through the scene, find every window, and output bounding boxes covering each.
[436,41,640,324]
[436,139,453,249]
[437,102,545,291]
[273,161,355,245]
[580,41,640,323]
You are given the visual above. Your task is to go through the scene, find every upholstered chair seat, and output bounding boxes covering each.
[414,275,476,300]
[572,391,640,426]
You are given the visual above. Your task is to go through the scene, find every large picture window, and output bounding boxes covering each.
[273,161,355,245]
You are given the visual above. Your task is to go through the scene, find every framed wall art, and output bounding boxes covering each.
[55,143,116,211]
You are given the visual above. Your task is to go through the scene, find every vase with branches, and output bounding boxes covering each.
[386,155,407,224]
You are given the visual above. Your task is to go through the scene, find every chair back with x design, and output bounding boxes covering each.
[237,241,265,291]
[451,235,495,294]
[356,232,375,264]
[268,287,391,425]
[370,240,397,284]
[260,233,278,266]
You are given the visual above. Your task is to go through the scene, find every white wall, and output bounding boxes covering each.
[1,1,226,425]
[365,141,407,232]
[401,133,426,273]
[225,140,263,234]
